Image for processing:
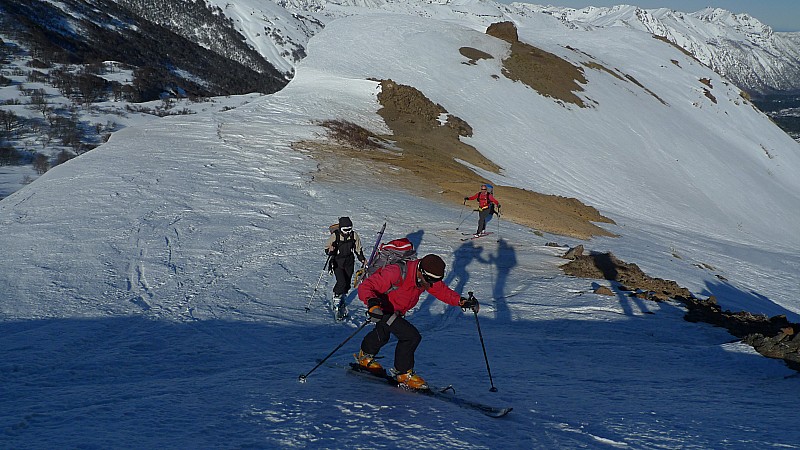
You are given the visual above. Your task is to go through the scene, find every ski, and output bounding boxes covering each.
[353,222,387,288]
[345,363,512,418]
[460,232,494,241]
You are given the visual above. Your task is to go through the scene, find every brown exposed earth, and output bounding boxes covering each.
[486,21,587,107]
[298,39,615,240]
[296,21,800,372]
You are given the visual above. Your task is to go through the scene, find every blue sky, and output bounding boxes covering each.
[502,1,799,31]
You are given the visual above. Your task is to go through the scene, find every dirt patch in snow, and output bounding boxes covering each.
[459,47,493,65]
[297,78,614,240]
[487,21,587,108]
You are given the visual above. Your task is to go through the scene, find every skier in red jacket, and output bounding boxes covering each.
[465,184,500,237]
[355,254,479,389]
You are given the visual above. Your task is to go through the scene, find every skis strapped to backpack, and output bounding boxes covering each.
[353,222,386,288]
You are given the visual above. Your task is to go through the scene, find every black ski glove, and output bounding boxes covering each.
[459,296,480,313]
[367,298,384,323]
[328,241,339,254]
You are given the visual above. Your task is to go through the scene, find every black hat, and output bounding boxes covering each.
[339,216,353,228]
[419,254,445,278]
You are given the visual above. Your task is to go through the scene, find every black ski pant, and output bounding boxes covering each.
[332,262,354,298]
[361,315,421,374]
[476,208,491,234]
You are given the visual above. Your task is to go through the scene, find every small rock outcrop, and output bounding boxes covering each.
[561,250,800,372]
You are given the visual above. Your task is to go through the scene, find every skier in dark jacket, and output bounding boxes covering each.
[354,253,479,389]
[324,217,366,312]
[465,184,500,237]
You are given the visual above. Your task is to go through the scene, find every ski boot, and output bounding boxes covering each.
[334,296,348,321]
[393,368,428,390]
[354,350,384,375]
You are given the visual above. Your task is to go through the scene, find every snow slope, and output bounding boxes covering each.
[2,5,800,449]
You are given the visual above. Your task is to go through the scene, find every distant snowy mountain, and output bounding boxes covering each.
[525,4,800,94]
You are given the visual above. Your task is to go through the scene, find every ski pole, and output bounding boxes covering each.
[456,199,467,228]
[495,206,501,241]
[298,320,370,382]
[468,291,498,392]
[305,254,333,312]
[456,208,475,231]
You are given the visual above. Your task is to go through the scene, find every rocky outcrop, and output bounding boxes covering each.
[561,248,800,371]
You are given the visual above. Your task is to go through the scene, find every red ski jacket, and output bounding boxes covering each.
[358,259,461,314]
[467,191,500,210]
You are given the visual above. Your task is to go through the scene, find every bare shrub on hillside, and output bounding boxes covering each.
[0,110,20,134]
[0,146,22,166]
[54,149,74,166]
[319,119,384,150]
[32,153,49,174]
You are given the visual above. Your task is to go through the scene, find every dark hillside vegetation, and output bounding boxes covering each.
[116,0,285,78]
[0,0,288,198]
[0,0,287,101]
[751,93,800,141]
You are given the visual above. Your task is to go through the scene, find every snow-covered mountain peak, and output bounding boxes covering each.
[525,3,800,93]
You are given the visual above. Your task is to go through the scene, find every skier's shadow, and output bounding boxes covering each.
[449,240,481,295]
[486,238,516,322]
[405,229,424,251]
[418,240,484,324]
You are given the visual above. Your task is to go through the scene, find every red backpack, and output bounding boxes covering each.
[363,237,417,282]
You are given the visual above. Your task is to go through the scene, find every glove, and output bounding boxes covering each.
[367,305,384,323]
[367,298,384,323]
[325,257,334,274]
[459,296,480,313]
[464,197,469,201]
